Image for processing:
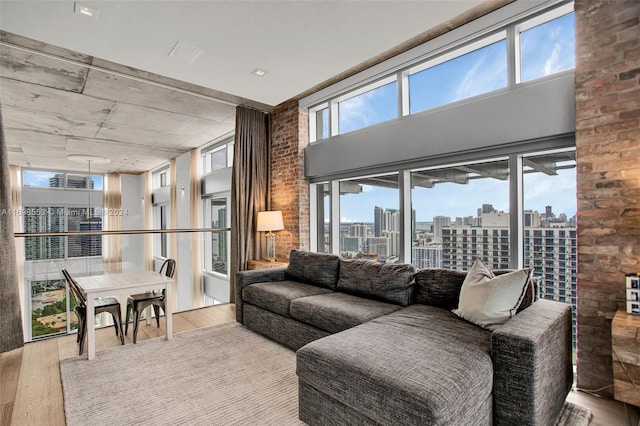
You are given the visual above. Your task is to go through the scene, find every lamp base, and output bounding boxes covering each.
[265,232,277,262]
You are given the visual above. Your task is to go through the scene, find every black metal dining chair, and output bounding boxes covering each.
[61,269,125,355]
[124,259,176,343]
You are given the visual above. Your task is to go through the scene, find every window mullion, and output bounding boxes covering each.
[508,154,523,269]
[507,25,518,88]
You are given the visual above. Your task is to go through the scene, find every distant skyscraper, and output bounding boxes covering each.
[374,206,383,237]
[367,237,389,258]
[350,223,368,238]
[48,174,65,188]
[482,204,494,214]
[545,205,554,219]
[24,206,66,260]
[383,209,399,233]
[78,217,102,257]
[412,244,443,269]
[433,216,451,243]
[341,236,363,253]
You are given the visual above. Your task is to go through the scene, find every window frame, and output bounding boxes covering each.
[514,2,575,84]
[22,168,103,191]
[307,2,575,142]
[202,193,231,277]
[201,138,234,175]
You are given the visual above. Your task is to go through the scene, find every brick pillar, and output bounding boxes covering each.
[575,0,640,393]
[271,99,310,258]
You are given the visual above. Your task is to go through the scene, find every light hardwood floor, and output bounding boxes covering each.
[1,303,638,426]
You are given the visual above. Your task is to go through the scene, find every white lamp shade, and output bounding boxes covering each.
[256,211,284,232]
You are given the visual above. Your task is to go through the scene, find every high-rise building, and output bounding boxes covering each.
[412,244,442,269]
[24,206,65,260]
[441,209,577,346]
[432,216,451,243]
[350,223,368,238]
[366,237,389,258]
[78,217,102,257]
[341,236,363,253]
[442,227,510,271]
[374,206,383,237]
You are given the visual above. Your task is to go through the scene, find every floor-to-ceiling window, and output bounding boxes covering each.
[522,149,577,349]
[338,174,399,261]
[411,159,510,271]
[152,166,170,259]
[201,138,234,305]
[22,169,104,339]
[301,2,578,356]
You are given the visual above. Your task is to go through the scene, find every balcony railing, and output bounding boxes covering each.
[14,228,230,342]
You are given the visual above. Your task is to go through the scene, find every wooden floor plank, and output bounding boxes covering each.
[0,346,23,426]
[567,388,640,426]
[11,338,65,426]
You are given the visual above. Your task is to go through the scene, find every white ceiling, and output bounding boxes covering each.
[0,0,483,174]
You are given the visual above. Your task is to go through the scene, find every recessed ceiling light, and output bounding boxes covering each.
[252,68,267,77]
[168,41,204,64]
[74,2,99,19]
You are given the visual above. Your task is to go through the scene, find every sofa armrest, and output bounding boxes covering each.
[234,267,287,324]
[491,299,573,426]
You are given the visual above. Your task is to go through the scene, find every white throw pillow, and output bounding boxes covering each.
[453,259,531,331]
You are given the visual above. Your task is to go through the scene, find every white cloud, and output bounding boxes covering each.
[544,43,562,75]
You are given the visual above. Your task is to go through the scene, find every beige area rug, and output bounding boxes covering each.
[60,323,303,426]
[60,322,591,426]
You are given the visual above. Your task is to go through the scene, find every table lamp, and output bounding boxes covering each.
[256,211,284,262]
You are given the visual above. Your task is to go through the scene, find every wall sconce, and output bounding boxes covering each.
[256,211,284,262]
[180,187,185,198]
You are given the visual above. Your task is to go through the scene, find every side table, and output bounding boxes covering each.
[247,259,288,270]
[612,307,640,407]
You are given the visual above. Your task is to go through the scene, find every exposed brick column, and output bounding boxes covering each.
[271,99,310,258]
[575,0,640,393]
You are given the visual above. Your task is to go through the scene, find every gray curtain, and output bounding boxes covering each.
[0,104,24,352]
[230,106,271,303]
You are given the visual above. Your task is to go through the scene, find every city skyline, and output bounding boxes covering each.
[338,169,576,224]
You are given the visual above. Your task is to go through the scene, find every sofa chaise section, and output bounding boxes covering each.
[297,304,494,426]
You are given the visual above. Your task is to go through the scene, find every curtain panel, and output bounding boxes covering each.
[230,106,271,302]
[104,173,123,273]
[0,106,25,351]
[9,166,25,325]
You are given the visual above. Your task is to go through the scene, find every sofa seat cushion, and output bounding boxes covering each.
[290,292,402,334]
[242,281,333,318]
[297,304,493,425]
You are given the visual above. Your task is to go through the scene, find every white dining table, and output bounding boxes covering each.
[75,271,176,360]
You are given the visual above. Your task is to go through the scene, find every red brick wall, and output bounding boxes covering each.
[270,99,310,258]
[575,0,640,392]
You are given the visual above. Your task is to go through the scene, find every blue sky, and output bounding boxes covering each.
[336,13,576,223]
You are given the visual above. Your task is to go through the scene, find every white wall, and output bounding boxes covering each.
[175,152,194,311]
[305,73,575,180]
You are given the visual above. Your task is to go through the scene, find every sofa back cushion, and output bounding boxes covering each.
[336,259,416,306]
[414,268,467,310]
[285,249,341,290]
[415,267,539,312]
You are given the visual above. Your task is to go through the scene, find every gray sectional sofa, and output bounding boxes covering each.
[235,250,573,426]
